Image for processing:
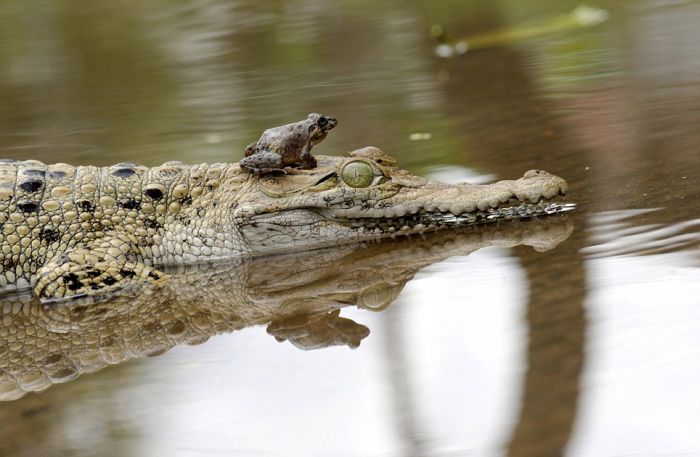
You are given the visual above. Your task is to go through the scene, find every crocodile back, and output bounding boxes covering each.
[0,160,233,291]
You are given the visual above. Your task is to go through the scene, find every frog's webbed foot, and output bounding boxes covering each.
[297,157,317,169]
[33,232,167,302]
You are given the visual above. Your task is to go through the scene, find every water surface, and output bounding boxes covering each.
[1,1,699,456]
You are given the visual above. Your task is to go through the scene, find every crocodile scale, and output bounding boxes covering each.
[0,147,569,301]
[0,159,244,299]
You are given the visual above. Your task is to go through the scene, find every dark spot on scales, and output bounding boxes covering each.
[48,171,66,179]
[3,258,17,270]
[19,180,43,192]
[64,273,83,291]
[17,201,38,213]
[88,221,104,233]
[143,219,162,229]
[179,196,192,206]
[23,169,46,177]
[103,276,117,286]
[118,199,141,210]
[77,200,94,211]
[144,188,164,200]
[86,269,101,278]
[40,228,61,243]
[112,168,136,178]
[120,269,136,278]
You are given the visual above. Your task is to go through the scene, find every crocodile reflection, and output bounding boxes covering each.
[0,218,573,401]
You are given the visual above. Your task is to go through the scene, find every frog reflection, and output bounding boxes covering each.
[268,310,369,350]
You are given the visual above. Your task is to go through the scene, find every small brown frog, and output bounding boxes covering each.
[240,113,337,174]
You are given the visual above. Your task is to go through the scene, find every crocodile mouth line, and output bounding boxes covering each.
[332,201,576,233]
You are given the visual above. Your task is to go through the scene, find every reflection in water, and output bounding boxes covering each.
[584,209,700,259]
[433,5,609,56]
[0,219,573,402]
[508,221,586,457]
[569,210,700,456]
[384,249,530,456]
[0,218,573,455]
[435,3,593,454]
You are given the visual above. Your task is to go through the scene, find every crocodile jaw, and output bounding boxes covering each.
[234,161,570,255]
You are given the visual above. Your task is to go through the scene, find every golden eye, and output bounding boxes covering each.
[341,161,374,188]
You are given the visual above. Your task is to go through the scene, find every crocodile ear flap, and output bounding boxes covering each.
[347,147,398,167]
[312,172,337,186]
[257,171,337,196]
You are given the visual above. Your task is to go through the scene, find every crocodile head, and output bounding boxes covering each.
[231,147,569,254]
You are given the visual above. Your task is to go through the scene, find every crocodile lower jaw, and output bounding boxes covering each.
[330,201,577,235]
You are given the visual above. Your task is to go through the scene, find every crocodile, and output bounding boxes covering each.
[0,218,573,402]
[0,146,569,301]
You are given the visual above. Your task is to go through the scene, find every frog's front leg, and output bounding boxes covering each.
[34,231,167,302]
[298,143,317,169]
[244,142,258,157]
[240,150,287,174]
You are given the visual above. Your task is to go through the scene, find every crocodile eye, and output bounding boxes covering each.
[341,161,374,188]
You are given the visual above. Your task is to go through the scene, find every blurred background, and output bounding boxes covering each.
[1,0,700,456]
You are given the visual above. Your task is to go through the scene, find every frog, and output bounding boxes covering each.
[240,113,338,174]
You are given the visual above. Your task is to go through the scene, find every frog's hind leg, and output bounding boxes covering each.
[34,231,167,302]
[240,150,285,174]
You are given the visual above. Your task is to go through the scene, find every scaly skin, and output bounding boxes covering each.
[0,147,569,300]
[0,218,574,401]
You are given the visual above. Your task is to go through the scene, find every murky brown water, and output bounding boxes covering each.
[1,1,700,456]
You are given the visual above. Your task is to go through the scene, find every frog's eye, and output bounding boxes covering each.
[317,116,328,128]
[341,160,375,188]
